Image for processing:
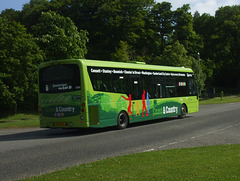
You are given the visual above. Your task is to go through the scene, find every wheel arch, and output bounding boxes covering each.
[182,103,188,113]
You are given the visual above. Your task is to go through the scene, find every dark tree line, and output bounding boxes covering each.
[0,0,240,112]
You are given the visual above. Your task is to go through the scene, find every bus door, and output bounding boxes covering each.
[187,78,199,113]
[151,79,164,117]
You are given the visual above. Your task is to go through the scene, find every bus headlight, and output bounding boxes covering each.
[80,116,84,120]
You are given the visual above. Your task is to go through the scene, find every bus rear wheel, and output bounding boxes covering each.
[178,104,187,119]
[117,111,129,129]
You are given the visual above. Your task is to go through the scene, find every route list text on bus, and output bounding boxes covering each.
[90,67,193,77]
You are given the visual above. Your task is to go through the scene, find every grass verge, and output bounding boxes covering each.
[200,95,240,105]
[22,144,240,181]
[0,113,39,129]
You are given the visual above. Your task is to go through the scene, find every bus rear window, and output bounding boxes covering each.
[39,64,81,93]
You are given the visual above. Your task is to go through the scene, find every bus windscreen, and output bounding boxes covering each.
[39,64,81,93]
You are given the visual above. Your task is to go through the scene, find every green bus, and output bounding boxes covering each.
[38,59,198,129]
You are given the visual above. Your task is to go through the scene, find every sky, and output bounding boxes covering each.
[0,0,30,12]
[156,0,240,15]
[0,0,240,15]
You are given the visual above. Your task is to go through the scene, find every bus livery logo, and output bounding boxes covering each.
[163,106,178,114]
[56,106,75,113]
[54,106,76,117]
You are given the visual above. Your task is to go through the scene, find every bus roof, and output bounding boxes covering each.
[39,59,194,73]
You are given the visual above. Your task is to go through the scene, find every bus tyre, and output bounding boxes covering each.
[117,111,129,129]
[179,104,187,119]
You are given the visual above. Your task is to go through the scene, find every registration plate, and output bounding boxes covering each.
[54,123,66,126]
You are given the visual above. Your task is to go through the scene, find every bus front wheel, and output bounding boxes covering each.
[117,111,129,129]
[178,104,187,119]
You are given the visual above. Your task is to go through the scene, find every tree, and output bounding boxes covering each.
[0,17,43,112]
[71,0,155,60]
[0,9,21,22]
[21,0,51,31]
[213,6,240,89]
[151,2,173,52]
[172,4,202,56]
[153,41,192,68]
[191,57,206,95]
[32,11,89,61]
[111,41,131,62]
[153,40,206,93]
[193,13,216,87]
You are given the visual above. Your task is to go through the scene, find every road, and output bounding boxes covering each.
[0,102,240,181]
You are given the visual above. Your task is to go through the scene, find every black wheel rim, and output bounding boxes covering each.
[182,106,186,116]
[119,113,127,126]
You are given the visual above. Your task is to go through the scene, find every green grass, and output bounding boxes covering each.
[22,144,240,181]
[200,95,240,105]
[0,113,39,129]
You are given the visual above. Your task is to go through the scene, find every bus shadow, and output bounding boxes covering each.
[128,116,192,128]
[0,116,192,142]
[0,127,114,142]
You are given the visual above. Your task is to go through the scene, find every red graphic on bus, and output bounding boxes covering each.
[121,94,133,116]
[142,90,149,117]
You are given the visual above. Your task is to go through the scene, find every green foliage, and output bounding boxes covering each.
[32,11,89,61]
[0,0,240,112]
[0,17,43,112]
[111,41,131,62]
[173,4,203,56]
[0,9,21,22]
[151,2,173,52]
[153,41,192,68]
[21,0,51,30]
[194,5,240,89]
[83,0,155,60]
[191,58,206,94]
[214,6,240,88]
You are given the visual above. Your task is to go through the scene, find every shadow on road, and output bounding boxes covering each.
[0,116,191,142]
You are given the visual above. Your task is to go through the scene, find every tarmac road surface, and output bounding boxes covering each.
[0,102,240,181]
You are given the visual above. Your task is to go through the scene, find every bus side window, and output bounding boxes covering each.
[157,84,162,98]
[152,77,163,98]
[142,76,152,99]
[91,74,112,92]
[130,77,141,100]
[100,83,107,91]
[152,84,161,98]
[165,78,177,98]
[112,75,129,94]
[165,86,177,97]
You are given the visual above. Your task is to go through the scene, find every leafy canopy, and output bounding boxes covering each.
[0,17,43,111]
[32,11,89,61]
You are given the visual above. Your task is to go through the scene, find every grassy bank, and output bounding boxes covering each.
[0,113,39,129]
[199,95,240,105]
[22,144,240,181]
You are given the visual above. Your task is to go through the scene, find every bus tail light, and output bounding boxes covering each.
[81,103,85,112]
